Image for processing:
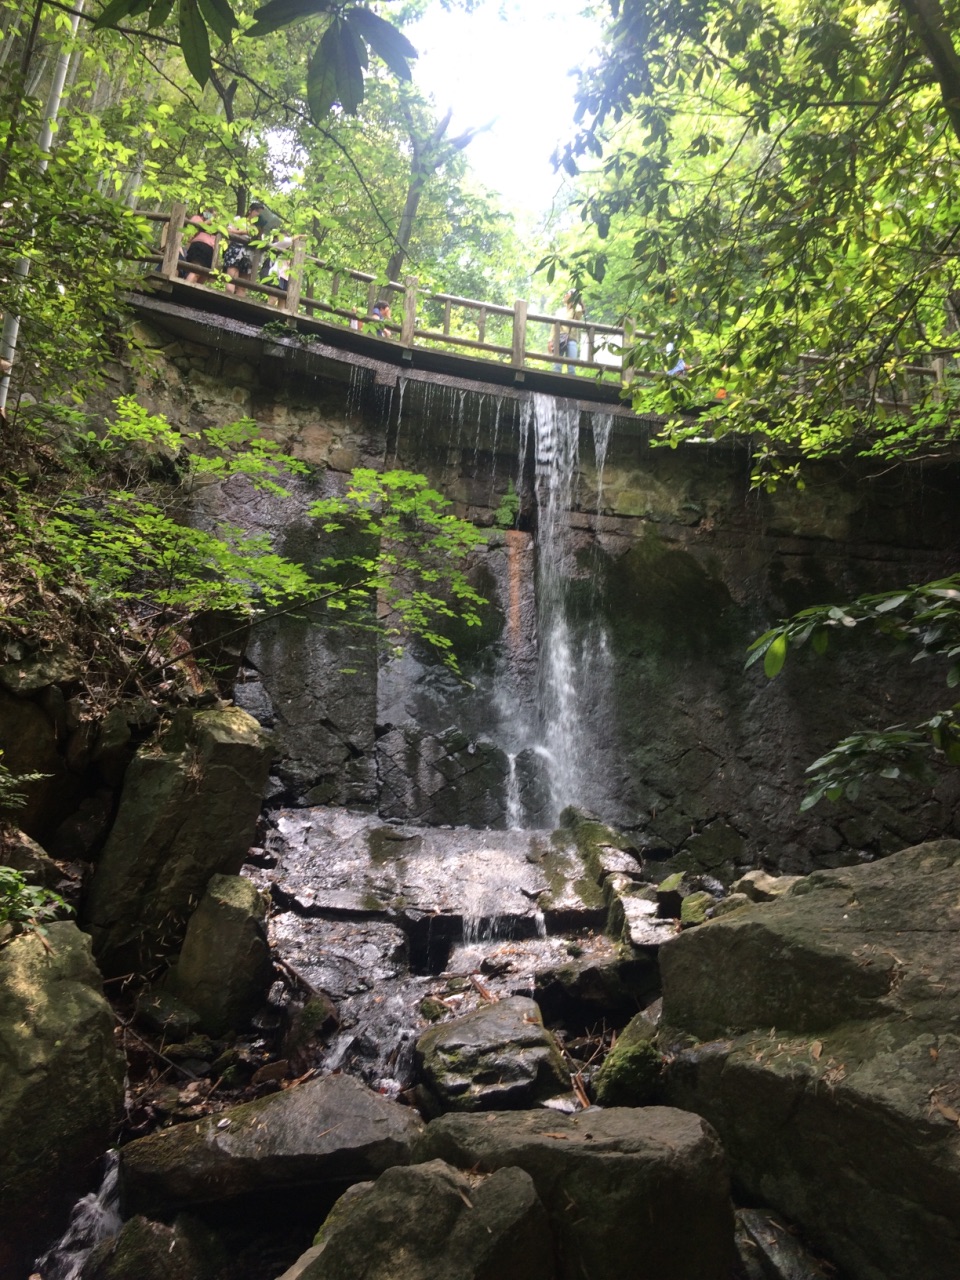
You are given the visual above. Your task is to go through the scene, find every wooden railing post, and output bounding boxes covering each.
[620,318,634,387]
[161,202,187,278]
[366,281,378,317]
[512,300,528,370]
[284,235,307,315]
[401,275,418,346]
[933,355,946,402]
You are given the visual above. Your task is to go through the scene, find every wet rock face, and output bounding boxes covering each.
[414,1107,735,1280]
[377,725,509,827]
[262,808,604,952]
[81,1213,225,1280]
[0,923,124,1278]
[291,1159,555,1280]
[658,839,960,1280]
[256,807,654,1094]
[119,1074,425,1218]
[415,996,570,1112]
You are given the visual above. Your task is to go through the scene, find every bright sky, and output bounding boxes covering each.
[407,1,606,220]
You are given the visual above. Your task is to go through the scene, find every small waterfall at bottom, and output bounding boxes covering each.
[34,1152,121,1280]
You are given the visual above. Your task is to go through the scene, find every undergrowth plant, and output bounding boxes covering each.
[0,867,71,945]
[1,396,488,699]
[748,577,960,808]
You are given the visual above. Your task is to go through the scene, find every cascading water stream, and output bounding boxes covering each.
[34,1152,121,1280]
[531,393,582,820]
[496,393,615,827]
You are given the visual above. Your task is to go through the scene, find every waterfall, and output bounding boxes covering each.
[532,394,581,819]
[519,394,615,824]
[35,1152,121,1280]
[592,412,613,515]
[505,752,521,829]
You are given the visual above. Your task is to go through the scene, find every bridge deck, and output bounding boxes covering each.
[131,277,642,416]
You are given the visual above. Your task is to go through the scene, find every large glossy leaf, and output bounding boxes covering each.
[245,0,330,39]
[307,21,340,120]
[346,6,416,80]
[178,0,211,86]
[146,0,175,28]
[197,0,236,45]
[92,0,141,30]
[334,19,365,115]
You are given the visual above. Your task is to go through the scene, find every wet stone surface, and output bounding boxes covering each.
[259,807,599,945]
[248,807,654,1097]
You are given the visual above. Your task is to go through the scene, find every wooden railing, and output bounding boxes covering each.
[133,203,630,383]
[133,205,955,403]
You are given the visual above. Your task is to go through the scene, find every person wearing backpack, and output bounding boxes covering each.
[225,200,282,295]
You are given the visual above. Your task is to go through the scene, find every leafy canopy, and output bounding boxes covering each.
[92,0,418,120]
[563,0,960,482]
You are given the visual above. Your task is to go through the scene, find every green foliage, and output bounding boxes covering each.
[565,0,960,476]
[309,468,487,671]
[0,753,49,816]
[749,576,960,806]
[3,396,488,691]
[493,480,519,529]
[0,866,71,942]
[93,0,417,120]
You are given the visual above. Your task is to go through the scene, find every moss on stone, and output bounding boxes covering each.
[680,891,716,927]
[594,1035,663,1106]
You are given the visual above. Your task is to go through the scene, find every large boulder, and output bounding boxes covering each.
[171,873,273,1035]
[286,1158,554,1280]
[415,996,569,1111]
[414,1106,734,1280]
[81,1214,225,1280]
[120,1073,424,1216]
[658,838,960,1280]
[83,706,271,974]
[0,922,124,1276]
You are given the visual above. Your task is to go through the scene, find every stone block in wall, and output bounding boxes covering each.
[82,706,272,975]
[0,687,82,839]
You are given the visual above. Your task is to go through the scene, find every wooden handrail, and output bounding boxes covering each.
[132,206,957,390]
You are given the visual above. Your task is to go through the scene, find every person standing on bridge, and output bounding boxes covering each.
[553,290,585,373]
[182,211,219,284]
[224,200,282,295]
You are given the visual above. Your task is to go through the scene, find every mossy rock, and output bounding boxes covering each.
[680,891,716,927]
[594,1012,663,1106]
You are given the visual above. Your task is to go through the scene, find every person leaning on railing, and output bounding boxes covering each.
[553,290,585,373]
[182,211,219,284]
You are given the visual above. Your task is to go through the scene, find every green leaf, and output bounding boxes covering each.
[147,0,175,27]
[197,0,236,45]
[334,19,365,114]
[874,593,908,613]
[178,0,211,85]
[245,0,330,38]
[346,7,416,80]
[93,0,142,29]
[307,21,340,119]
[763,632,788,678]
[811,628,829,655]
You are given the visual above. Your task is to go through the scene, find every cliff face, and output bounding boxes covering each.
[54,314,960,875]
